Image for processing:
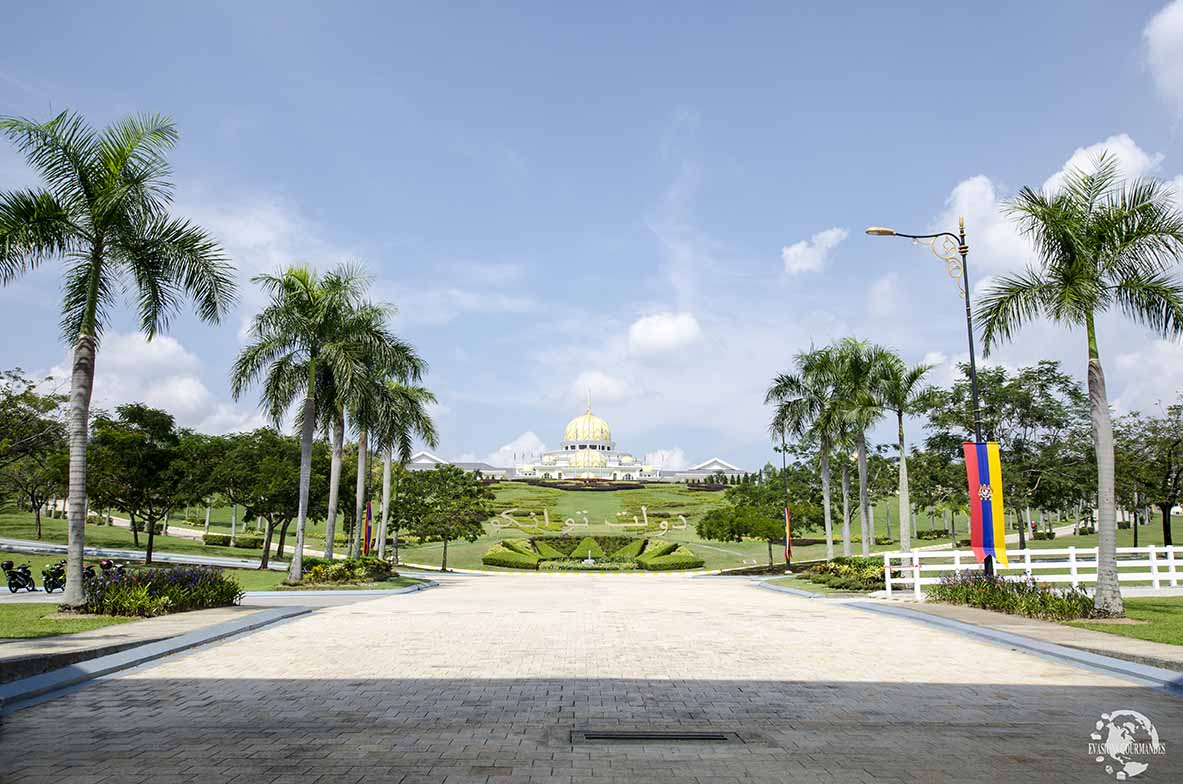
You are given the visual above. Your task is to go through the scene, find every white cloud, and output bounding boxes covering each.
[627,312,701,354]
[1146,0,1183,117]
[644,447,687,470]
[781,227,848,275]
[44,332,266,435]
[485,431,546,467]
[386,286,537,326]
[1041,134,1163,193]
[570,370,637,406]
[867,273,902,318]
[1113,339,1183,414]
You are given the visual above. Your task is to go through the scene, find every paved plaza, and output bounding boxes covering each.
[2,574,1181,783]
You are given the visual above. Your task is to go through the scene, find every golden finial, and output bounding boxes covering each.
[586,389,592,414]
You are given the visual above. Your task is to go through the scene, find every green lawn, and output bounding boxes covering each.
[0,604,135,639]
[1068,597,1183,646]
[766,575,869,596]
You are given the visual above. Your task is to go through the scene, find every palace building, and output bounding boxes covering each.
[407,401,746,483]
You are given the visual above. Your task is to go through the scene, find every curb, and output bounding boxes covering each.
[756,580,824,599]
[845,600,1183,698]
[0,605,310,713]
[243,580,438,598]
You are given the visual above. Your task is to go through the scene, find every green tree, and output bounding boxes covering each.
[375,381,438,560]
[173,432,222,531]
[0,112,236,606]
[2,450,68,540]
[232,264,418,580]
[0,369,66,470]
[1115,399,1183,546]
[405,464,493,571]
[87,404,183,563]
[977,154,1183,615]
[698,506,787,568]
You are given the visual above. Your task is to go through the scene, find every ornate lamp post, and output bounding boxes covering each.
[865,217,994,576]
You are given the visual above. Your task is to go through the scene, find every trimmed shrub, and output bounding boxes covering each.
[501,539,537,556]
[613,538,646,559]
[129,520,164,534]
[532,537,579,556]
[203,533,231,546]
[592,536,638,554]
[539,559,636,571]
[1118,521,1132,530]
[638,540,678,561]
[915,530,950,541]
[533,539,567,558]
[300,556,393,583]
[929,571,1096,621]
[1033,530,1056,541]
[83,565,243,617]
[873,537,894,545]
[232,534,263,549]
[803,556,886,591]
[638,546,704,571]
[482,544,541,570]
[571,537,603,559]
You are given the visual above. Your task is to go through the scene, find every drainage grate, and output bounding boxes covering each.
[572,730,738,744]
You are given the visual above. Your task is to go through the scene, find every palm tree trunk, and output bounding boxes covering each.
[1087,319,1123,615]
[897,411,911,551]
[856,431,870,556]
[324,408,344,559]
[352,426,368,558]
[841,460,851,557]
[287,393,316,582]
[378,449,392,560]
[62,334,96,608]
[820,448,834,561]
[204,503,211,534]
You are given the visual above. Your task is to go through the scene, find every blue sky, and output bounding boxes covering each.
[3,1,1183,471]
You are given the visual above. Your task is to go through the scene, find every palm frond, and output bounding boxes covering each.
[1112,270,1183,339]
[0,189,77,282]
[975,268,1053,353]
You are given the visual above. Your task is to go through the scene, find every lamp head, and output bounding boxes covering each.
[864,226,897,237]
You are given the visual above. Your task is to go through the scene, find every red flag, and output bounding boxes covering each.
[783,506,792,561]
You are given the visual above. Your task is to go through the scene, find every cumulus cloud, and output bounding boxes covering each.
[1113,339,1183,414]
[45,332,266,434]
[867,273,902,318]
[485,431,546,467]
[1145,0,1183,117]
[627,312,701,354]
[1041,134,1163,193]
[644,447,687,470]
[781,227,848,275]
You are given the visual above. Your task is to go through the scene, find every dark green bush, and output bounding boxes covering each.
[232,534,263,549]
[203,533,231,546]
[83,565,243,617]
[638,547,704,571]
[501,539,537,556]
[482,545,541,569]
[638,540,678,562]
[1033,530,1056,540]
[533,539,567,558]
[915,530,950,541]
[929,572,1096,621]
[129,520,164,534]
[613,538,646,559]
[874,536,894,545]
[531,537,579,556]
[1118,521,1132,530]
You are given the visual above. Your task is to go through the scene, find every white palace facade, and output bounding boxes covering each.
[407,402,745,483]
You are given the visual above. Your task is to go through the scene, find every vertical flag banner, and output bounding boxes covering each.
[363,500,373,556]
[963,441,1009,567]
[783,506,792,562]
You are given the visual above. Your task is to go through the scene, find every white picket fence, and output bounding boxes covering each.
[883,545,1183,599]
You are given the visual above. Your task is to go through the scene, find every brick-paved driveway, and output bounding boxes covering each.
[2,574,1181,783]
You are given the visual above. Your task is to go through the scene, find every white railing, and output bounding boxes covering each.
[883,545,1183,600]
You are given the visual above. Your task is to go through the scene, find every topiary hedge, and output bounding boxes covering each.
[638,546,704,571]
[299,556,393,584]
[481,536,700,570]
[482,544,541,569]
[501,539,537,556]
[571,536,604,559]
[533,539,567,558]
[532,537,579,556]
[233,534,263,549]
[638,540,678,562]
[539,560,636,571]
[203,533,231,546]
[614,538,646,559]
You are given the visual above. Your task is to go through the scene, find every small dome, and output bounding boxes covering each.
[563,403,611,443]
[619,455,635,465]
[570,449,607,468]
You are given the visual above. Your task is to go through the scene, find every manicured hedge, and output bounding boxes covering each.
[83,565,243,617]
[1033,530,1056,540]
[638,547,704,571]
[482,544,541,569]
[532,537,579,556]
[300,557,392,583]
[613,538,646,559]
[533,539,567,558]
[203,533,231,546]
[539,559,636,571]
[501,539,537,556]
[233,534,263,549]
[571,537,604,558]
[804,556,886,591]
[638,540,678,561]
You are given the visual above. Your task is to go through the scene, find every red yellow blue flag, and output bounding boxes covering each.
[963,441,1008,567]
[783,506,792,562]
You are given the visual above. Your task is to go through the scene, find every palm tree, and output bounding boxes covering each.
[374,381,438,560]
[0,111,235,606]
[231,264,417,581]
[767,348,843,561]
[977,154,1183,616]
[879,356,932,551]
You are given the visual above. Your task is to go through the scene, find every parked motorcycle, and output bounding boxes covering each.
[41,560,67,593]
[99,559,126,579]
[2,560,36,593]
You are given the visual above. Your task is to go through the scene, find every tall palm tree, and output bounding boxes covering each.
[374,381,438,560]
[231,264,416,581]
[977,154,1183,616]
[880,357,932,551]
[0,111,235,606]
[767,348,843,561]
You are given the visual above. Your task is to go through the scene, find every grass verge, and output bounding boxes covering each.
[1067,597,1183,646]
[0,604,135,639]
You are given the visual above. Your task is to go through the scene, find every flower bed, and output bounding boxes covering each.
[929,572,1097,621]
[83,565,243,617]
[801,556,886,591]
[298,557,392,584]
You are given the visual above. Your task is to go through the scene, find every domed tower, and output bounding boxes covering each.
[561,397,615,454]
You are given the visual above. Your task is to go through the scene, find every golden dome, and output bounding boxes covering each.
[570,449,607,468]
[563,403,612,443]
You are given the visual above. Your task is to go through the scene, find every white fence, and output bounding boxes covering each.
[883,545,1183,599]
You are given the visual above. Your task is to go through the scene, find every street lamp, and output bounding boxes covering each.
[865,216,993,575]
